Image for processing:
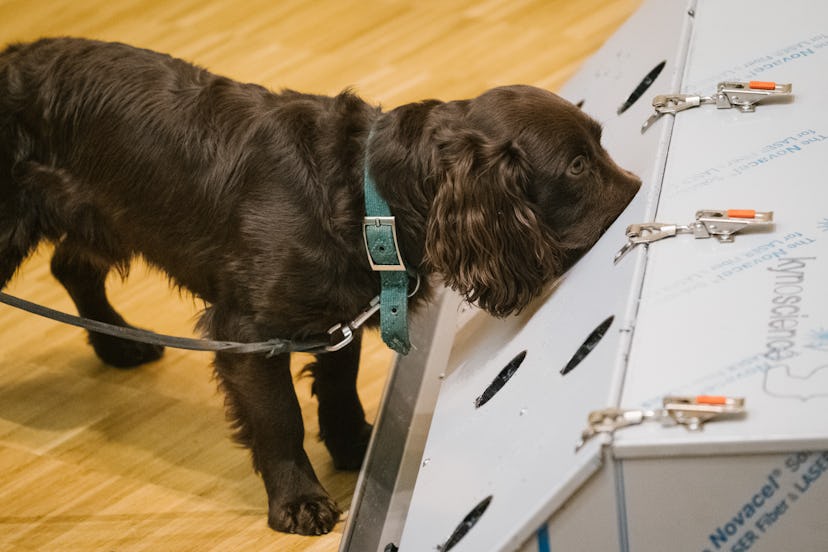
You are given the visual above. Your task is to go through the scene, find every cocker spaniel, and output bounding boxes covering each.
[0,37,640,535]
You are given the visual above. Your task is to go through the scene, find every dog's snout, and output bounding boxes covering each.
[622,168,640,182]
[619,172,642,205]
[603,156,641,198]
[625,170,642,192]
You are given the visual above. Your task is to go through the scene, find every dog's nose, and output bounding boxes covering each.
[622,168,640,182]
[623,169,642,191]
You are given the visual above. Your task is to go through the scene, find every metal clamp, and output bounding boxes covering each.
[576,395,745,451]
[641,93,715,131]
[614,209,774,264]
[641,80,792,133]
[714,80,792,111]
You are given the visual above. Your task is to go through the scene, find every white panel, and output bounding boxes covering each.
[544,458,621,552]
[517,457,619,552]
[398,1,694,550]
[623,452,828,552]
[619,0,828,455]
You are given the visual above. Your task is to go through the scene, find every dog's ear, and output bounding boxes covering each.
[425,129,561,317]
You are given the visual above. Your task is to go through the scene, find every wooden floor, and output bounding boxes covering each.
[0,1,640,550]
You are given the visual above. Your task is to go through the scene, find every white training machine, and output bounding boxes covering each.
[343,1,828,550]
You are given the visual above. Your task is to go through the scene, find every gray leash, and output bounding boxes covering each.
[0,291,378,356]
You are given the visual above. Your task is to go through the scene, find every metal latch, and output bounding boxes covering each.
[614,209,774,264]
[576,395,746,451]
[641,80,792,133]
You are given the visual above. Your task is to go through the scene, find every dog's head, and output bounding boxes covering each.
[424,85,641,317]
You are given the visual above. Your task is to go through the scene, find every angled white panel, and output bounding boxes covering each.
[398,2,695,550]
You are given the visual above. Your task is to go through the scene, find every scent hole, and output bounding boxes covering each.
[561,316,614,375]
[437,495,493,551]
[617,60,666,114]
[474,350,526,408]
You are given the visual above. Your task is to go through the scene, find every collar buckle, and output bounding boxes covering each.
[363,215,407,271]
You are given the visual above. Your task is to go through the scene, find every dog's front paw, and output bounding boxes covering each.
[268,494,341,535]
[89,332,165,368]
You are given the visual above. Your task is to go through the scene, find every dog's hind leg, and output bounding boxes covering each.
[0,226,31,290]
[50,241,164,368]
[305,330,372,470]
[0,199,40,290]
[0,242,31,291]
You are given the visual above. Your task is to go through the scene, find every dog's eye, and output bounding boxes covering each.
[567,155,587,177]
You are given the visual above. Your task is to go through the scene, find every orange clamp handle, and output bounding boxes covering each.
[726,209,756,219]
[749,81,776,90]
[695,395,729,405]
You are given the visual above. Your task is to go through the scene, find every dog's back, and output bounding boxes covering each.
[1,39,211,287]
[0,38,373,305]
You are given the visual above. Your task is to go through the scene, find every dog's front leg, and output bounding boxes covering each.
[214,350,340,535]
[306,329,373,470]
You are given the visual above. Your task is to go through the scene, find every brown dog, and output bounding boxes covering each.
[0,37,640,534]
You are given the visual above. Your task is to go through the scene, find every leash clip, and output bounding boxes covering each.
[325,323,354,352]
[576,395,745,451]
[614,208,774,264]
[325,296,381,352]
